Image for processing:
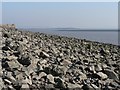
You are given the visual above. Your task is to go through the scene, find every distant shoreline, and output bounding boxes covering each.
[57,30,120,32]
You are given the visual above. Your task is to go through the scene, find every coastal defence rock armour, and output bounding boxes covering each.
[0,24,120,90]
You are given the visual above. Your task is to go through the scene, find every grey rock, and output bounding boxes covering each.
[4,79,12,84]
[67,83,82,89]
[40,51,49,58]
[79,73,87,81]
[45,84,55,89]
[22,77,32,85]
[97,72,108,79]
[6,55,18,61]
[91,84,99,90]
[55,77,66,88]
[21,84,29,89]
[7,61,20,70]
[47,74,55,84]
[18,54,31,66]
[95,64,102,72]
[1,24,120,89]
[61,59,72,66]
[104,69,119,80]
[8,85,16,90]
[82,84,95,90]
[39,72,47,79]
[0,78,5,89]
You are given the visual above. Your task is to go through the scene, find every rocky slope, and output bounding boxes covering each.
[0,24,120,90]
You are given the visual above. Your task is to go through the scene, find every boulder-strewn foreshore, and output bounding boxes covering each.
[0,24,120,90]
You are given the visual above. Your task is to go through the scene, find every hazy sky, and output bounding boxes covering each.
[2,2,118,29]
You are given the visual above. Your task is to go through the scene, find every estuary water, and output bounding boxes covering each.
[22,28,119,45]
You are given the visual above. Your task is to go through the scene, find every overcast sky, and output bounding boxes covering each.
[2,2,118,29]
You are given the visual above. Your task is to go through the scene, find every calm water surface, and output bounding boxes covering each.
[22,28,119,45]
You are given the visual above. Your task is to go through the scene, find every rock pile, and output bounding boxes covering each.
[0,24,120,90]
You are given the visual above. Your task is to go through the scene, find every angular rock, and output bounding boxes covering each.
[97,72,108,79]
[4,79,12,84]
[67,83,82,89]
[79,73,87,81]
[104,69,119,80]
[61,59,72,66]
[18,55,31,66]
[39,72,47,79]
[55,77,66,88]
[21,84,29,89]
[45,84,55,89]
[47,74,55,84]
[91,84,99,89]
[40,51,49,58]
[7,61,20,70]
[6,56,18,61]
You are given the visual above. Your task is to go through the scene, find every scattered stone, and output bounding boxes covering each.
[104,69,119,80]
[21,84,29,89]
[61,59,72,66]
[55,77,66,88]
[18,55,31,66]
[7,61,20,70]
[0,24,119,90]
[79,73,87,81]
[67,83,82,89]
[97,72,108,79]
[39,72,47,79]
[47,74,55,84]
[40,51,49,58]
[90,84,99,89]
[4,79,12,84]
